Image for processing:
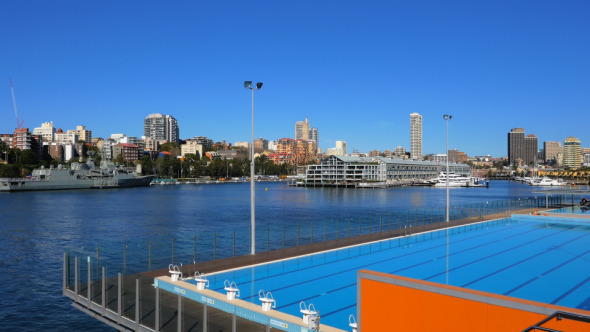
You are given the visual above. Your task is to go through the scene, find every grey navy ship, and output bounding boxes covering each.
[0,159,154,191]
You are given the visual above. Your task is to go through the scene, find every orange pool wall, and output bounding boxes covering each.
[358,270,590,331]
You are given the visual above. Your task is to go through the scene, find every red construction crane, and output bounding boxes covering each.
[10,79,24,129]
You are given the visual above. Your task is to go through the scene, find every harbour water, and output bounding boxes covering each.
[0,181,547,330]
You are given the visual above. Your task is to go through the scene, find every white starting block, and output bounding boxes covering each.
[258,290,276,311]
[349,314,357,332]
[300,301,318,325]
[169,264,182,282]
[194,272,209,290]
[224,280,240,300]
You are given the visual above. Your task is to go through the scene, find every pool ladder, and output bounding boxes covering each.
[168,264,182,282]
[194,271,209,290]
[300,301,320,330]
[224,280,240,300]
[258,290,276,311]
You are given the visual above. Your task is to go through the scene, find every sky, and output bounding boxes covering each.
[1,1,589,157]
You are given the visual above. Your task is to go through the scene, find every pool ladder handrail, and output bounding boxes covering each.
[300,301,318,325]
[258,290,276,310]
[194,271,210,289]
[223,280,240,299]
[349,314,358,332]
[168,264,182,281]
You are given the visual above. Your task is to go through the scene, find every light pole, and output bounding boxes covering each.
[244,81,263,255]
[443,114,452,222]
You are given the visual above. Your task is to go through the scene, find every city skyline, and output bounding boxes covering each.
[2,1,590,157]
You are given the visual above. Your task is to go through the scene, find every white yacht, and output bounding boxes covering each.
[529,177,563,186]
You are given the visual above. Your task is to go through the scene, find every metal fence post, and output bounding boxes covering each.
[178,293,182,332]
[324,220,327,241]
[311,221,314,243]
[267,226,270,251]
[233,231,236,256]
[87,256,91,308]
[214,233,217,260]
[102,267,106,315]
[172,238,175,265]
[74,256,79,298]
[149,240,152,271]
[297,224,300,246]
[96,248,100,282]
[123,244,127,276]
[62,252,67,296]
[136,279,140,327]
[283,225,285,248]
[155,286,160,332]
[117,272,122,323]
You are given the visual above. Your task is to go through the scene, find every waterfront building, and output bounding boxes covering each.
[543,141,562,164]
[564,136,582,169]
[267,140,276,151]
[191,136,213,149]
[394,146,406,158]
[112,143,140,162]
[295,118,310,140]
[254,138,268,152]
[525,134,538,165]
[368,150,381,157]
[144,113,179,143]
[33,121,56,143]
[234,141,250,149]
[508,128,537,166]
[274,138,317,165]
[336,140,347,154]
[448,149,469,163]
[55,129,78,145]
[67,125,92,143]
[325,147,345,156]
[47,143,64,161]
[309,127,319,152]
[144,137,159,151]
[304,155,470,185]
[584,153,590,167]
[410,113,422,160]
[180,139,204,158]
[433,154,447,164]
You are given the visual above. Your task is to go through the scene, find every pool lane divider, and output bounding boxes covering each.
[155,276,346,332]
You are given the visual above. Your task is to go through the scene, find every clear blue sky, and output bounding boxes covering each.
[2,1,589,157]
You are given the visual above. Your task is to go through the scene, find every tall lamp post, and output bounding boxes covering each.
[443,114,452,222]
[244,81,263,255]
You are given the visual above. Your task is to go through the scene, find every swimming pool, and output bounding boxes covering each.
[190,215,590,330]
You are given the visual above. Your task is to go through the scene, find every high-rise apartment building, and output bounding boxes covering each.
[309,127,319,152]
[144,113,179,143]
[508,128,537,166]
[564,136,582,169]
[410,113,422,159]
[543,141,562,163]
[295,118,310,140]
[525,134,538,165]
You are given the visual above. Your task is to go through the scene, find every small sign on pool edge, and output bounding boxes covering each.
[201,296,214,305]
[270,319,288,329]
[173,287,186,295]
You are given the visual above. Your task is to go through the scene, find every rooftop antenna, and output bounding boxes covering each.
[10,79,24,129]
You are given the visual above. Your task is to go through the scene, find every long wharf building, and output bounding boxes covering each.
[303,155,470,185]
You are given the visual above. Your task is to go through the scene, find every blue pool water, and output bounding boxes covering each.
[194,216,590,330]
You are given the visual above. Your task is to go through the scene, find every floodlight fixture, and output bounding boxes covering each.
[256,82,263,89]
[244,81,252,89]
